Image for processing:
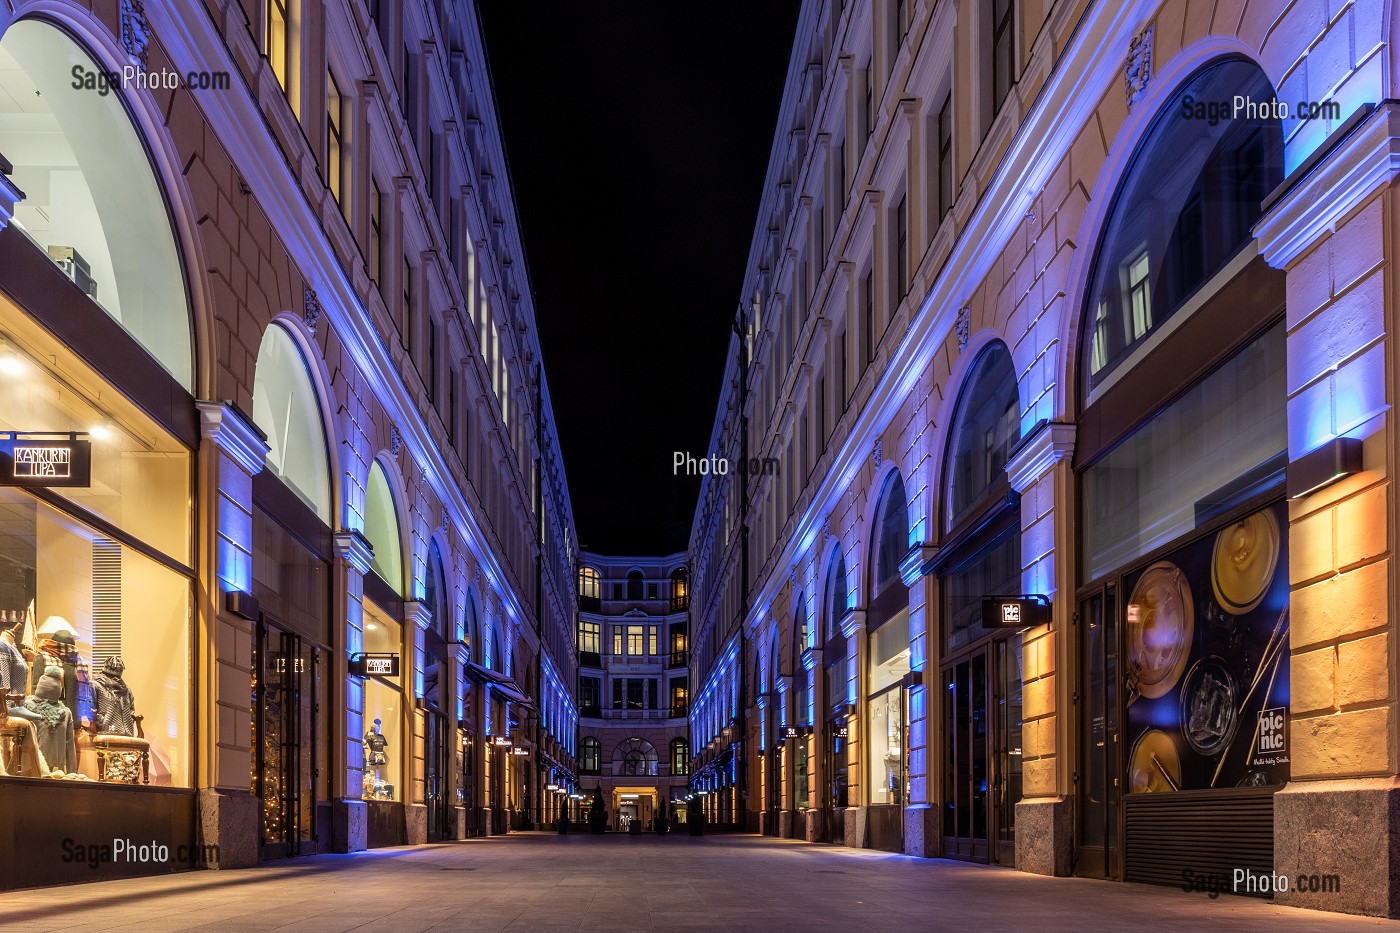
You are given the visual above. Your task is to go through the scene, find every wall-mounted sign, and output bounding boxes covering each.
[981,594,1051,629]
[779,725,813,739]
[511,746,530,756]
[491,735,513,748]
[349,652,399,677]
[832,723,849,738]
[0,434,91,487]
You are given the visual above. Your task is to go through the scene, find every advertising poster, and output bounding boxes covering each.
[1123,501,1290,793]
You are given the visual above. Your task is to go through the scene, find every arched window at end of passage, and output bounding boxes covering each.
[1082,58,1284,396]
[252,325,332,522]
[871,470,910,606]
[0,20,193,390]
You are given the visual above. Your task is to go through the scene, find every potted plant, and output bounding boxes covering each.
[588,787,607,835]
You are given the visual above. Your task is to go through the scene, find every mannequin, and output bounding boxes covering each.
[24,664,75,774]
[92,657,137,735]
[363,718,390,799]
[0,620,41,723]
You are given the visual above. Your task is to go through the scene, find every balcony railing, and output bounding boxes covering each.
[592,708,687,721]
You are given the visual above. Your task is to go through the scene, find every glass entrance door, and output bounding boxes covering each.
[425,709,451,841]
[253,620,322,859]
[942,650,989,861]
[1076,587,1121,879]
[825,719,847,844]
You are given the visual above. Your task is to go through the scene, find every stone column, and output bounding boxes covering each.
[778,675,795,839]
[404,599,430,844]
[841,609,866,847]
[450,639,469,839]
[803,646,824,842]
[1006,420,1075,876]
[195,401,268,869]
[331,529,373,852]
[1255,102,1398,918]
[901,544,939,857]
[755,691,770,835]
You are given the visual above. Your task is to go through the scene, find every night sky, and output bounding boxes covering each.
[478,3,801,555]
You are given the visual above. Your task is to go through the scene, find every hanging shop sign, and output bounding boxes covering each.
[0,433,91,487]
[491,735,513,748]
[981,594,1051,629]
[779,725,813,739]
[349,652,400,677]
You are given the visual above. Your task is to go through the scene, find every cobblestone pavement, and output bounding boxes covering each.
[1,832,1397,932]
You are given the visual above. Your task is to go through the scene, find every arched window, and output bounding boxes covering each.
[944,344,1019,533]
[1082,59,1283,393]
[793,598,810,727]
[825,551,849,643]
[364,462,403,594]
[940,344,1022,652]
[464,591,479,661]
[626,570,644,601]
[578,566,600,599]
[0,21,193,389]
[670,568,689,610]
[582,736,601,774]
[490,624,505,674]
[613,737,658,776]
[670,738,690,776]
[870,471,910,622]
[424,541,447,637]
[252,325,332,521]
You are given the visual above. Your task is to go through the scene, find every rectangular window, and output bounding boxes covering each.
[648,679,659,710]
[612,626,623,656]
[401,257,413,351]
[894,195,908,300]
[896,0,909,41]
[401,43,413,122]
[448,368,457,448]
[938,93,953,219]
[834,140,846,210]
[369,180,383,285]
[1127,251,1152,341]
[578,620,600,654]
[627,679,644,710]
[991,0,1015,113]
[647,582,658,600]
[817,370,827,443]
[612,679,623,709]
[267,0,289,93]
[862,272,875,367]
[581,677,601,710]
[838,321,849,406]
[648,626,658,656]
[627,625,644,656]
[612,582,622,600]
[326,70,346,209]
[427,315,438,402]
[864,68,876,142]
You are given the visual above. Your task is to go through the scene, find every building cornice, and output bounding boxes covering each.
[196,401,268,476]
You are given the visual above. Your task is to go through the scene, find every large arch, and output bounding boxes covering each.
[0,16,201,391]
[252,322,333,522]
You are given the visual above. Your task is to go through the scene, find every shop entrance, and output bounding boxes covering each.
[942,635,1020,864]
[1076,586,1121,880]
[824,719,847,844]
[765,746,782,835]
[253,619,323,859]
[424,709,451,841]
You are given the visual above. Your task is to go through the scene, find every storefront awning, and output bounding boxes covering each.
[467,661,534,708]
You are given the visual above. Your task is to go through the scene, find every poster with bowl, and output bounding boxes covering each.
[1123,501,1290,793]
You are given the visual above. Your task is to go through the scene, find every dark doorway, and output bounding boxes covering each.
[1076,586,1121,879]
[253,619,323,859]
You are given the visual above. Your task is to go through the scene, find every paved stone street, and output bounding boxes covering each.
[1,833,1397,932]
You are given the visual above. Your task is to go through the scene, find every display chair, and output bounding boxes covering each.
[89,713,149,784]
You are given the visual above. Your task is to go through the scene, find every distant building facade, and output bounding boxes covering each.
[576,553,690,829]
[688,0,1398,919]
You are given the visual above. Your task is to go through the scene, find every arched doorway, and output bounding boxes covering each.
[866,470,911,853]
[937,341,1022,864]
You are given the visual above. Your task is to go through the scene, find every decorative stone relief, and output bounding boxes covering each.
[1125,24,1154,109]
[302,286,322,335]
[872,437,883,469]
[955,306,971,352]
[120,0,151,69]
[389,426,402,457]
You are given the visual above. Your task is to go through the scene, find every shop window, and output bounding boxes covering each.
[0,21,194,390]
[0,490,191,786]
[363,462,403,594]
[1082,59,1283,394]
[944,343,1019,534]
[1082,324,1285,581]
[671,738,689,776]
[252,325,332,522]
[361,603,402,802]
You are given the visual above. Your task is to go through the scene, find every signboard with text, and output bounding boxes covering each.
[981,595,1051,629]
[349,653,399,677]
[0,434,91,487]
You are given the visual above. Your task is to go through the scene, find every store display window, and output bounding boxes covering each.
[0,342,191,787]
[361,603,403,802]
[867,608,910,807]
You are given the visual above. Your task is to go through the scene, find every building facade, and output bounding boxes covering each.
[687,0,1397,918]
[576,553,690,830]
[0,0,577,886]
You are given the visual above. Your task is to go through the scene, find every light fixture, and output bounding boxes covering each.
[89,420,115,441]
[1288,436,1363,499]
[0,344,22,375]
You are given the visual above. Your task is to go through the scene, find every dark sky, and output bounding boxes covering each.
[477,3,800,555]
